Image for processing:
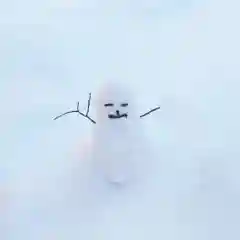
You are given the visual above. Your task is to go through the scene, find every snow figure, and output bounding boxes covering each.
[54,82,160,188]
[92,82,144,185]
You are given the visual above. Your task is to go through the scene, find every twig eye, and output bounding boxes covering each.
[104,103,114,107]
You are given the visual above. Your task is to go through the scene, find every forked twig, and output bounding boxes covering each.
[140,106,160,118]
[86,93,91,116]
[53,93,96,124]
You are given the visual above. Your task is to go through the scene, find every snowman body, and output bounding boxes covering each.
[89,82,147,185]
[92,120,141,184]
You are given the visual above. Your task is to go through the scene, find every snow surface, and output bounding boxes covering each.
[1,0,240,239]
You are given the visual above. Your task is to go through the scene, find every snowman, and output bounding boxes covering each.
[54,82,160,187]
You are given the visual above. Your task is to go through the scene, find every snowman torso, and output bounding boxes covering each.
[92,121,141,184]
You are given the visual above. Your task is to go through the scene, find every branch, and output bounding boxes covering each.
[140,106,160,118]
[53,93,96,124]
[86,93,91,116]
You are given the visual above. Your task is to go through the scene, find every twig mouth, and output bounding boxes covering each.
[108,113,128,119]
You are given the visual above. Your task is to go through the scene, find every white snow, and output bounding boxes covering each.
[1,0,240,239]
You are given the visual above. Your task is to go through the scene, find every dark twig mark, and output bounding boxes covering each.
[53,93,96,124]
[140,106,160,118]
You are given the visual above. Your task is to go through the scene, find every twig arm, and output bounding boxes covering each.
[140,106,160,118]
[53,110,79,120]
[53,94,96,124]
[86,93,91,116]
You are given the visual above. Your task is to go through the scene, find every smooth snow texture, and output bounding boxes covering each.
[1,0,240,239]
[92,82,149,184]
[6,83,160,240]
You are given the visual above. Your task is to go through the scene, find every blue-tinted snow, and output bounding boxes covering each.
[1,0,240,239]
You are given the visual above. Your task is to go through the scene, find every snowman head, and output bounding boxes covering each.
[95,82,138,124]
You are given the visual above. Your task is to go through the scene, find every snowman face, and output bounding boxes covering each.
[104,102,128,119]
[95,83,137,123]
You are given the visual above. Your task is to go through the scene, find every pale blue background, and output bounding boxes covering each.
[1,0,240,239]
